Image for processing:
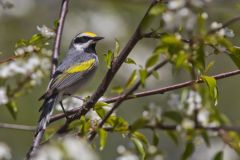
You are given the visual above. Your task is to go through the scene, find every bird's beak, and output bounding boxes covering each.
[93,36,104,41]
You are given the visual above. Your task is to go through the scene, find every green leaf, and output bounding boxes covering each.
[197,12,207,34]
[104,50,113,68]
[15,39,27,48]
[114,39,120,56]
[131,137,146,160]
[219,131,240,155]
[145,53,159,68]
[125,58,136,65]
[195,42,205,72]
[228,47,240,68]
[94,101,109,109]
[112,86,124,94]
[163,111,183,123]
[181,142,195,160]
[29,34,43,44]
[53,19,59,29]
[175,51,188,68]
[98,128,107,150]
[125,70,137,89]
[153,131,159,146]
[166,131,178,145]
[94,102,109,119]
[131,118,149,132]
[139,69,147,86]
[161,35,183,55]
[6,101,18,120]
[69,119,82,130]
[152,71,159,79]
[201,75,218,106]
[213,151,223,160]
[132,131,148,145]
[106,116,129,132]
[205,61,215,73]
[201,131,210,147]
[149,3,165,16]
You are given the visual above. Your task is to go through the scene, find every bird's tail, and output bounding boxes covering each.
[26,94,59,159]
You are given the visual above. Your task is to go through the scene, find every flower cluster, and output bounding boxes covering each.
[0,142,11,160]
[34,136,99,160]
[37,25,55,38]
[168,90,220,130]
[162,0,211,31]
[142,103,162,125]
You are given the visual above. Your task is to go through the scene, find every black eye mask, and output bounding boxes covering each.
[74,36,91,43]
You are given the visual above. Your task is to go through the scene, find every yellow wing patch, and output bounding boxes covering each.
[66,59,96,73]
[82,32,97,37]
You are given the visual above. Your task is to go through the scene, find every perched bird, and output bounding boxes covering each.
[26,32,104,158]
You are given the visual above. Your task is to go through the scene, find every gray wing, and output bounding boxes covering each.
[50,51,98,91]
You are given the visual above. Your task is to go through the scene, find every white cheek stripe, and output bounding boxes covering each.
[73,44,84,51]
[73,40,92,51]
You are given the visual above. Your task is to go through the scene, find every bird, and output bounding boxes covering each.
[26,32,104,159]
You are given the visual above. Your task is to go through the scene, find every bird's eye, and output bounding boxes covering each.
[74,36,90,43]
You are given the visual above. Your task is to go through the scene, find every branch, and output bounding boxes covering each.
[50,0,69,77]
[26,0,70,159]
[50,68,240,123]
[0,55,18,64]
[145,124,240,133]
[0,123,35,131]
[55,0,160,134]
[88,60,168,141]
[103,123,240,134]
[207,16,240,35]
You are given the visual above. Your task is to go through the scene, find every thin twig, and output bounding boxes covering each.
[0,123,35,131]
[26,0,70,159]
[51,0,69,77]
[0,55,18,64]
[50,68,240,124]
[207,16,240,35]
[55,0,160,135]
[105,124,240,133]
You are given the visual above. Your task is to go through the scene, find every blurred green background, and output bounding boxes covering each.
[0,0,240,159]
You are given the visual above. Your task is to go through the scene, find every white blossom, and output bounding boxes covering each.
[0,142,11,160]
[210,22,222,29]
[142,103,162,125]
[30,70,44,86]
[56,97,83,111]
[37,25,55,38]
[25,45,34,52]
[116,154,139,160]
[197,109,210,126]
[0,66,12,78]
[40,57,51,71]
[168,0,185,10]
[181,118,195,130]
[62,137,99,160]
[117,145,126,154]
[34,136,99,160]
[190,0,212,7]
[153,155,164,160]
[168,94,180,107]
[34,146,63,160]
[201,12,208,19]
[0,87,8,105]
[14,47,25,56]
[148,145,157,154]
[163,8,196,31]
[186,90,202,115]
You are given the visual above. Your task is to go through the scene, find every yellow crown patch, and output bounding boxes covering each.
[82,32,97,37]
